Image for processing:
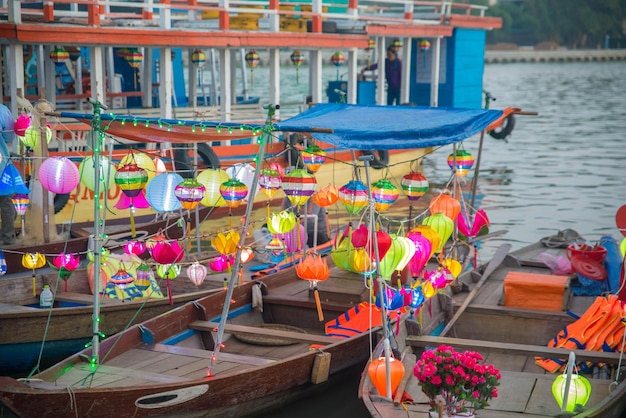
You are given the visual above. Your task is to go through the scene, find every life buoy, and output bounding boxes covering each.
[489,114,515,140]
[197,143,220,169]
[362,150,389,169]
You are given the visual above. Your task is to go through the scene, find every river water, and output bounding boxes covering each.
[250,59,626,416]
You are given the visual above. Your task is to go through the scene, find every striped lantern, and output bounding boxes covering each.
[219,178,248,209]
[67,46,82,62]
[290,50,304,83]
[49,47,69,65]
[11,194,29,216]
[330,52,345,67]
[125,49,143,69]
[259,168,282,200]
[301,145,327,173]
[174,178,206,211]
[110,268,135,289]
[134,263,154,291]
[391,38,403,51]
[245,50,260,85]
[366,38,376,51]
[115,163,148,198]
[338,180,368,215]
[282,169,317,207]
[401,172,428,201]
[371,179,399,212]
[447,149,475,177]
[419,39,431,52]
[190,49,207,66]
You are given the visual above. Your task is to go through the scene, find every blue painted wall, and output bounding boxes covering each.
[409,28,486,109]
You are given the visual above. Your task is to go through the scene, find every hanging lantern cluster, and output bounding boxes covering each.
[447,148,475,178]
[290,50,305,84]
[49,47,70,65]
[245,50,260,85]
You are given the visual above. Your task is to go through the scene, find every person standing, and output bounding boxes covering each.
[360,46,402,105]
[0,104,17,245]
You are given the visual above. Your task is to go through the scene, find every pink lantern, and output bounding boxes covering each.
[209,254,231,273]
[458,209,490,239]
[50,252,79,292]
[276,224,307,253]
[11,194,29,216]
[39,157,80,194]
[14,115,31,137]
[407,231,432,277]
[187,262,207,286]
[124,240,146,256]
[152,241,185,265]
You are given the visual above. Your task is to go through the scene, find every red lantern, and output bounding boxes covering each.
[296,253,331,321]
[367,356,405,397]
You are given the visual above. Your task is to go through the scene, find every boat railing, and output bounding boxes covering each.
[4,1,492,32]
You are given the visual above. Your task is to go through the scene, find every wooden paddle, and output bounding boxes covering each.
[439,243,512,337]
[616,204,626,237]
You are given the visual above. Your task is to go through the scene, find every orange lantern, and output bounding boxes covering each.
[312,183,339,208]
[368,356,405,398]
[429,192,460,221]
[296,253,331,321]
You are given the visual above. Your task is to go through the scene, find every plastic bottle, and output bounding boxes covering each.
[40,285,53,308]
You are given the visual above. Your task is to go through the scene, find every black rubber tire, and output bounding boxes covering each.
[173,146,194,178]
[284,133,304,169]
[54,193,70,214]
[197,143,220,169]
[362,150,389,169]
[489,114,515,140]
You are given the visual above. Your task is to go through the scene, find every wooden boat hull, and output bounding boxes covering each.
[359,240,626,418]
[0,262,386,417]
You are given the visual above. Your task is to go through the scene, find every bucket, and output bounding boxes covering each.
[566,243,607,263]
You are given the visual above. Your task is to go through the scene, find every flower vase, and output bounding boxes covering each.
[428,412,475,418]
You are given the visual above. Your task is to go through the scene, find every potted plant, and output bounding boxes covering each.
[413,344,501,418]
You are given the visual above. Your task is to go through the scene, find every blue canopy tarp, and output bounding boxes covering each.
[273,103,504,150]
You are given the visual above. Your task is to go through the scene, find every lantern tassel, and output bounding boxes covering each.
[167,279,173,305]
[313,285,324,321]
[32,272,36,297]
[129,204,136,238]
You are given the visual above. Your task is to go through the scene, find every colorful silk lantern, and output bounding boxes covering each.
[0,250,6,276]
[290,50,304,83]
[146,172,184,212]
[418,39,431,52]
[378,235,415,281]
[390,38,403,51]
[133,263,153,291]
[352,247,374,275]
[282,169,316,207]
[175,178,206,211]
[368,356,405,398]
[49,252,79,291]
[267,210,297,235]
[406,231,433,277]
[296,253,331,321]
[49,47,69,65]
[367,38,376,51]
[209,254,231,273]
[447,148,475,177]
[424,268,448,290]
[187,262,207,287]
[301,145,327,173]
[120,152,157,183]
[411,225,439,260]
[458,208,490,239]
[39,156,80,194]
[276,224,307,253]
[152,241,185,265]
[312,183,338,207]
[245,50,260,85]
[225,163,257,201]
[371,179,399,212]
[339,180,368,215]
[212,231,240,256]
[330,52,345,80]
[219,178,248,209]
[125,49,143,88]
[552,371,591,412]
[110,267,134,289]
[401,172,428,201]
[124,240,146,256]
[11,193,29,216]
[0,163,29,195]
[115,163,148,198]
[259,168,282,200]
[197,168,229,207]
[21,126,52,149]
[79,155,117,192]
[13,114,30,137]
[331,226,354,272]
[146,231,167,254]
[429,192,460,221]
[22,252,46,296]
[66,46,81,62]
[422,213,454,253]
[190,49,207,66]
[156,263,182,303]
[442,258,462,279]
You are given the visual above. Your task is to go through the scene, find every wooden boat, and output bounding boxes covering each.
[359,239,626,418]
[0,254,394,417]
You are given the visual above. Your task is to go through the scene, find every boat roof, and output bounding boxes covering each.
[59,103,510,150]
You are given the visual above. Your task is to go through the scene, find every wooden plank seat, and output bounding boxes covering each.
[406,335,624,365]
[189,321,340,345]
[144,343,275,366]
[54,292,125,305]
[261,294,357,314]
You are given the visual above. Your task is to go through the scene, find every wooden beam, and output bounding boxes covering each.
[189,321,340,345]
[406,335,624,365]
[145,343,275,365]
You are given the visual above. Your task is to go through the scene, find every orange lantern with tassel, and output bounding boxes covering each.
[368,356,405,397]
[296,253,331,321]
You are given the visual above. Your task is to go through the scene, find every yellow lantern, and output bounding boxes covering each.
[212,231,240,255]
[22,252,46,296]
